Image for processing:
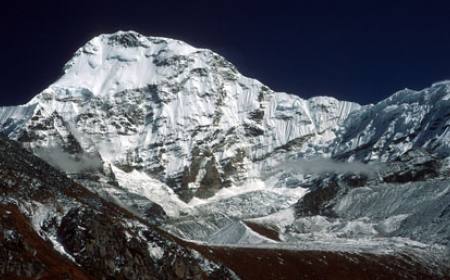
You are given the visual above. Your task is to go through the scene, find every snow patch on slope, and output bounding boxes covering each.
[27,202,76,262]
[246,207,296,231]
[188,179,307,207]
[207,221,277,245]
[111,165,188,217]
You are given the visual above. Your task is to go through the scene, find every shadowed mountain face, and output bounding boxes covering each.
[0,136,236,279]
[1,31,450,279]
[0,204,93,280]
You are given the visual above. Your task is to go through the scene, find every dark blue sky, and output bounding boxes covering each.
[2,0,450,105]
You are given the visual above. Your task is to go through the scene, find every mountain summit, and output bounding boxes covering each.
[38,30,220,98]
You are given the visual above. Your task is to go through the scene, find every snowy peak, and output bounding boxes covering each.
[1,31,361,205]
[35,30,231,100]
[334,80,450,161]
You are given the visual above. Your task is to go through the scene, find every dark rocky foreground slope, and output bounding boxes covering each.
[0,136,236,279]
[185,242,449,280]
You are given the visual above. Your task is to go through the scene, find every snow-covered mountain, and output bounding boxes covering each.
[333,81,450,162]
[0,30,359,208]
[1,30,450,278]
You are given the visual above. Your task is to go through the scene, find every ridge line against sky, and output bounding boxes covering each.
[2,0,450,106]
